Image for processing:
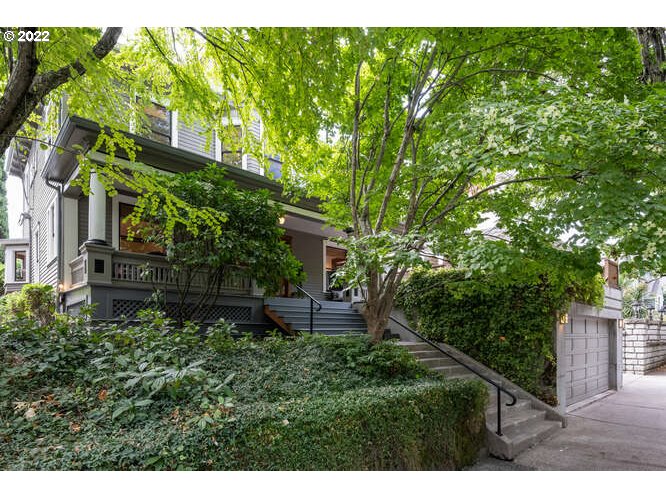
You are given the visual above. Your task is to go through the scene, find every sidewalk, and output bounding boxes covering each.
[471,369,666,470]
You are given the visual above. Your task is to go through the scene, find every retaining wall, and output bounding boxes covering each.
[623,320,666,374]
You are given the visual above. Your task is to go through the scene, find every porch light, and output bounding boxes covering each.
[559,313,568,324]
[278,216,286,225]
[660,306,666,323]
[646,302,655,321]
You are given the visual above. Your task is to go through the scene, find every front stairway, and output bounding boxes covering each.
[401,341,563,460]
[264,297,367,335]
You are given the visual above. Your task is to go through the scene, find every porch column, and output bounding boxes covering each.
[87,170,107,244]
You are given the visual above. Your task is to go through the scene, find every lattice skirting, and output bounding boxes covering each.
[112,299,252,322]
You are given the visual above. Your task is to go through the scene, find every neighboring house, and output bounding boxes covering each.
[644,276,665,313]
[1,102,358,333]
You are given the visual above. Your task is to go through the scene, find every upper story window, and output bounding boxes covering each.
[119,203,165,255]
[221,125,243,167]
[14,250,26,282]
[142,103,171,145]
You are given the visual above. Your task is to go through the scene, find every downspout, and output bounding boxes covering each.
[44,176,64,312]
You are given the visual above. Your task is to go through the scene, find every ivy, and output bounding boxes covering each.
[0,312,487,470]
[397,262,605,404]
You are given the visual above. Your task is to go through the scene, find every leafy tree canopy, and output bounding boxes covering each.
[2,27,664,339]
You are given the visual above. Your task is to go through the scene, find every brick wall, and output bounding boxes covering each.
[623,320,666,374]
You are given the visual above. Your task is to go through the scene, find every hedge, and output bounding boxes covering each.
[397,268,569,404]
[4,380,487,471]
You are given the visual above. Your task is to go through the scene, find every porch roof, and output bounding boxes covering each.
[43,115,323,216]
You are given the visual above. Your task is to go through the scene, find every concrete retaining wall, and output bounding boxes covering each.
[623,320,666,374]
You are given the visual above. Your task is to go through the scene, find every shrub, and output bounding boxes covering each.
[0,315,486,470]
[397,268,575,403]
[0,283,55,325]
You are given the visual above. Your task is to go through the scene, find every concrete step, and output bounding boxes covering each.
[493,418,561,458]
[488,408,546,431]
[409,349,443,359]
[398,341,436,352]
[430,364,473,379]
[487,398,532,417]
[400,339,563,461]
[417,356,461,368]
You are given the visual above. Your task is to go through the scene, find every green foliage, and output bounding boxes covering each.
[0,314,485,470]
[397,264,603,403]
[0,283,55,325]
[126,165,304,320]
[144,27,662,338]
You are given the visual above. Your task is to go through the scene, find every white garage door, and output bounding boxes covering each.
[565,317,610,406]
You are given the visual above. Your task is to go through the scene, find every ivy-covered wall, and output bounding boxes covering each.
[397,268,602,404]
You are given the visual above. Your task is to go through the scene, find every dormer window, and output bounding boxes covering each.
[221,125,243,167]
[143,103,171,145]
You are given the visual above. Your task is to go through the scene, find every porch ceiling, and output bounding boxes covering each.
[281,214,345,239]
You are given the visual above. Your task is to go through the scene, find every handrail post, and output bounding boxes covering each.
[310,298,314,334]
[496,385,502,436]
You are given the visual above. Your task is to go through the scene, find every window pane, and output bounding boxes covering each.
[143,103,171,145]
[119,203,165,255]
[15,251,26,281]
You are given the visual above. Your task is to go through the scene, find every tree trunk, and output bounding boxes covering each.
[0,27,122,153]
[361,269,398,343]
[636,27,666,84]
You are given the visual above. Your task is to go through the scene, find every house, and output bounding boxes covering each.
[1,102,365,334]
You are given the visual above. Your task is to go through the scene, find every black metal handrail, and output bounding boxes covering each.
[389,315,517,436]
[295,284,323,334]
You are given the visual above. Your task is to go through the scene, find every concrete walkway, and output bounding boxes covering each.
[470,368,666,470]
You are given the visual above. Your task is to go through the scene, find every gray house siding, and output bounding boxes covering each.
[177,121,215,158]
[244,119,262,174]
[286,228,325,301]
[28,144,58,287]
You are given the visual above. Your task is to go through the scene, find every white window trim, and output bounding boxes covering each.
[112,194,139,251]
[170,110,179,148]
[10,247,29,283]
[34,224,41,282]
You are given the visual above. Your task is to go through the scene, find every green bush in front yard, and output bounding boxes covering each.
[0,312,486,470]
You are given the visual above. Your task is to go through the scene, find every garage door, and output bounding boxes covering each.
[564,317,610,406]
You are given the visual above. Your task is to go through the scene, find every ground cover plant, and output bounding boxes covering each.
[0,310,487,470]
